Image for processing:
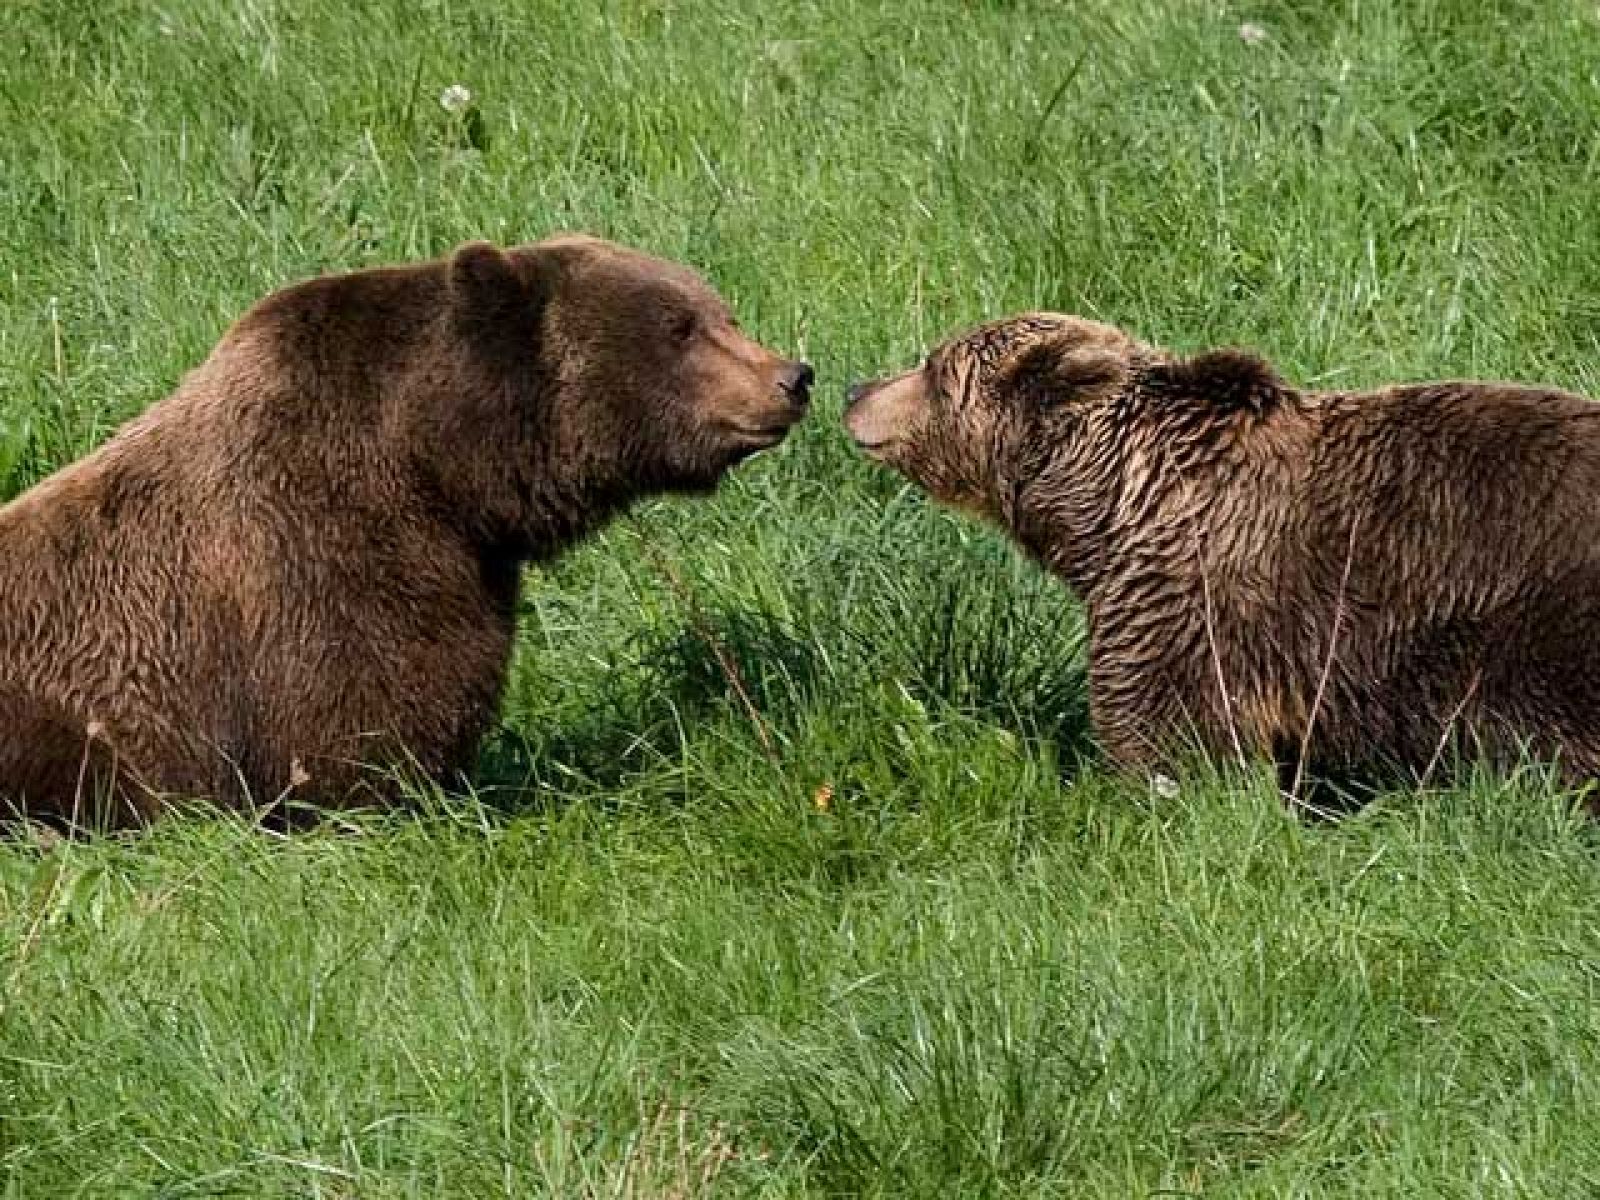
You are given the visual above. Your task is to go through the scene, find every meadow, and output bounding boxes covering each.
[6,0,1600,1194]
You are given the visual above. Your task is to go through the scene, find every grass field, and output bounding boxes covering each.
[7,0,1600,1194]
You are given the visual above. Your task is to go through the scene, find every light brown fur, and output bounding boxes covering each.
[848,313,1600,804]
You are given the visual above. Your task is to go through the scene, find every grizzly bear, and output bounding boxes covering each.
[846,313,1600,804]
[1,235,812,827]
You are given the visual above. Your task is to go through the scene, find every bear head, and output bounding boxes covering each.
[843,314,1140,523]
[845,312,1289,586]
[412,234,812,552]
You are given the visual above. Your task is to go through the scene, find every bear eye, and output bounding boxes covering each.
[670,310,698,342]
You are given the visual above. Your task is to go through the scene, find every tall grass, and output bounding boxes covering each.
[6,0,1600,1194]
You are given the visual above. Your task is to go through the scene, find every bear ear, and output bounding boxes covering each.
[1002,336,1130,410]
[1147,348,1284,413]
[448,241,546,344]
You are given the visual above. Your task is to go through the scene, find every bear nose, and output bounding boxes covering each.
[779,361,814,405]
[846,381,871,407]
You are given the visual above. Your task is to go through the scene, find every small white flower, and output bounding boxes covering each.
[439,84,473,115]
[1151,773,1181,801]
[1238,21,1269,45]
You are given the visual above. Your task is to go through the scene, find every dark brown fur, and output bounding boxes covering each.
[847,313,1600,801]
[1,235,811,827]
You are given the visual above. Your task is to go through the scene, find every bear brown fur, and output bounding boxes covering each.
[1,235,812,827]
[846,313,1600,804]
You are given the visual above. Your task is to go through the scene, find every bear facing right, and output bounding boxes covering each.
[846,313,1600,804]
[1,235,812,827]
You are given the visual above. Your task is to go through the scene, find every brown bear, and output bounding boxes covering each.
[1,235,812,827]
[846,313,1600,805]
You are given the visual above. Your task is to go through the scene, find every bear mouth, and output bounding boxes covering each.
[847,431,897,460]
[722,418,800,451]
[842,401,902,461]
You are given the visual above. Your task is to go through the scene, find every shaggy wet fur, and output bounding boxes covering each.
[847,314,1600,803]
[1,236,810,827]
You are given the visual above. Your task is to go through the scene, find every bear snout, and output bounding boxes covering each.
[842,401,880,450]
[843,373,922,458]
[778,360,815,409]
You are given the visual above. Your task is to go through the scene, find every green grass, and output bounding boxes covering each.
[7,0,1600,1194]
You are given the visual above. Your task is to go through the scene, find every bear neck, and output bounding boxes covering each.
[373,312,645,566]
[402,394,641,568]
[1005,411,1129,596]
[1008,374,1259,602]
[498,445,641,563]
